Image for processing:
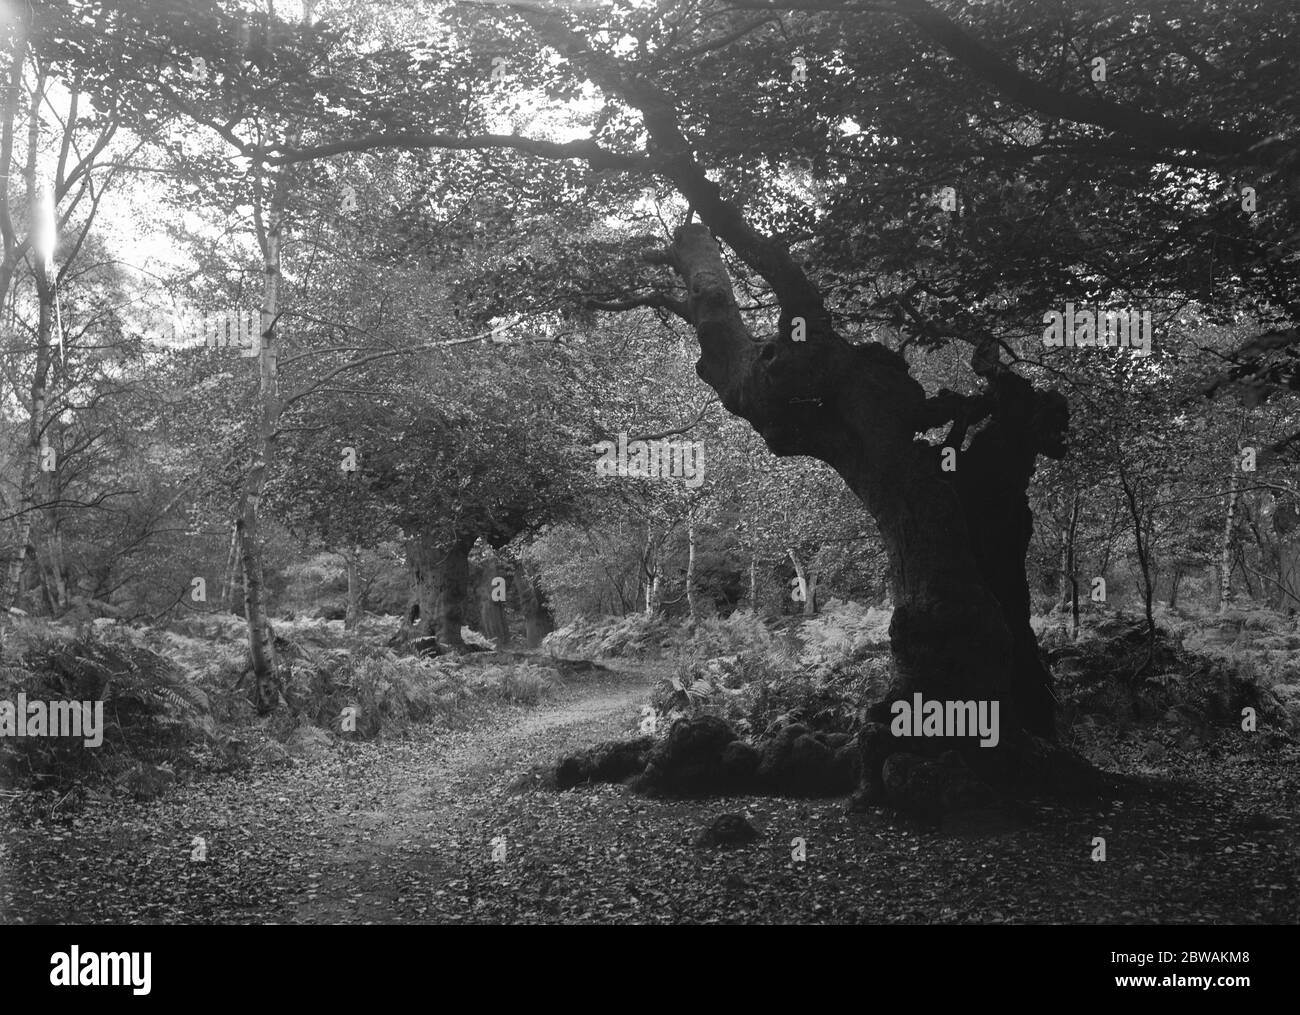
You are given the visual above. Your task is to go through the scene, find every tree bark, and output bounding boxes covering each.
[510,556,554,648]
[1219,453,1241,614]
[2,246,53,612]
[787,548,819,616]
[1065,493,1081,640]
[46,520,67,611]
[407,532,474,651]
[478,554,510,647]
[236,500,277,709]
[218,523,239,611]
[638,521,653,615]
[490,20,1072,796]
[237,4,319,710]
[949,368,1068,736]
[1117,457,1156,665]
[653,223,1067,786]
[646,556,660,616]
[685,510,698,622]
[240,201,283,714]
[343,545,361,631]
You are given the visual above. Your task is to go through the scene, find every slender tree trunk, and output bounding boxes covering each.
[3,231,54,612]
[787,548,818,616]
[1219,454,1241,614]
[219,523,239,610]
[235,4,324,709]
[0,23,36,612]
[47,522,67,610]
[240,222,283,713]
[647,556,660,616]
[685,511,698,621]
[343,545,361,631]
[1065,493,1081,640]
[638,522,653,614]
[0,11,31,311]
[749,552,757,609]
[1168,567,1183,610]
[1117,458,1156,667]
[43,423,67,612]
[234,498,277,709]
[787,548,804,611]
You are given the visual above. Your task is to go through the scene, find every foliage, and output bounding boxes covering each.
[543,613,679,659]
[796,600,893,676]
[0,623,213,790]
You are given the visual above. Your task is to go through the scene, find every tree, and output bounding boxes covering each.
[261,0,1300,796]
[0,0,126,611]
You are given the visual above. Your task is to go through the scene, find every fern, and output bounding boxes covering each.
[0,624,215,792]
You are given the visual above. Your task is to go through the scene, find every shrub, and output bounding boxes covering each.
[683,610,785,658]
[649,631,888,742]
[282,645,469,736]
[543,613,677,659]
[796,599,892,676]
[0,622,212,790]
[472,663,560,704]
[279,648,563,737]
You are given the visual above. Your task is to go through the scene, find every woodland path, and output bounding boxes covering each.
[2,656,1298,924]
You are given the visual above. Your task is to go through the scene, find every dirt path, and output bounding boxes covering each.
[4,655,1297,925]
[280,660,658,923]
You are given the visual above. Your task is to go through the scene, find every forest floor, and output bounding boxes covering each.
[2,656,1298,924]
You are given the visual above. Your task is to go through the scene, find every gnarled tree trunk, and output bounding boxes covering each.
[407,531,474,651]
[464,12,1076,803]
[511,556,554,647]
[655,223,1068,800]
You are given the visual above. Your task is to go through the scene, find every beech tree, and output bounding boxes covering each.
[257,0,1299,796]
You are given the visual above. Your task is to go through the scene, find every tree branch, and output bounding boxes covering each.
[257,131,651,173]
[587,291,690,322]
[892,0,1268,163]
[627,398,718,443]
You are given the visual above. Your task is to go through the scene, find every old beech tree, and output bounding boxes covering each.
[269,0,1297,796]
